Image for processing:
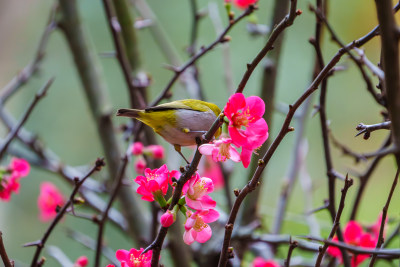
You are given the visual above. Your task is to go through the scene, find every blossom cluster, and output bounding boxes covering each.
[135,164,219,245]
[107,248,153,267]
[0,158,30,201]
[327,216,386,267]
[131,142,164,174]
[200,93,269,168]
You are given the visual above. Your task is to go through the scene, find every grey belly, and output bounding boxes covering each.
[159,109,217,146]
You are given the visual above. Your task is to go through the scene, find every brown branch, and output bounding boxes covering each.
[143,114,225,266]
[101,0,146,109]
[236,0,300,94]
[0,232,13,267]
[66,229,118,265]
[309,3,386,106]
[284,239,298,267]
[355,121,391,139]
[0,78,54,160]
[150,6,255,106]
[315,176,353,267]
[218,37,355,267]
[242,0,291,229]
[27,159,105,267]
[368,167,399,266]
[94,155,128,267]
[350,135,392,220]
[305,236,400,258]
[375,0,400,166]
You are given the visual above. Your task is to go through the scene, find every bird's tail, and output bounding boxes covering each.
[116,108,142,118]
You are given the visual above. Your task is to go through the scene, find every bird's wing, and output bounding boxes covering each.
[145,100,192,112]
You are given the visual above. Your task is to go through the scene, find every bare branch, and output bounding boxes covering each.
[0,78,54,160]
[0,232,13,267]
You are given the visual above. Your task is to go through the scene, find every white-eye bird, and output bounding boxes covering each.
[116,99,222,163]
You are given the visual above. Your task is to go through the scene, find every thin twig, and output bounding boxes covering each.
[27,159,105,267]
[150,6,255,106]
[0,232,13,267]
[350,135,392,220]
[284,239,298,267]
[66,229,118,265]
[0,78,54,160]
[315,176,353,267]
[309,3,385,106]
[355,121,391,139]
[304,236,400,258]
[94,155,128,267]
[368,167,399,266]
[101,0,146,109]
[354,48,385,80]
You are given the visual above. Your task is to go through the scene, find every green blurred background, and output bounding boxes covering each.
[0,0,399,266]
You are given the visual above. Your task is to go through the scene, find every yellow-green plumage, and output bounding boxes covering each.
[117,99,221,147]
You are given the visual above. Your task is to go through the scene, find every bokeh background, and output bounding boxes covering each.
[0,0,399,266]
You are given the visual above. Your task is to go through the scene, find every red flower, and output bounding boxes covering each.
[224,93,268,150]
[115,248,153,267]
[327,220,378,267]
[134,164,178,202]
[37,182,65,221]
[234,0,257,9]
[252,257,280,267]
[74,256,88,267]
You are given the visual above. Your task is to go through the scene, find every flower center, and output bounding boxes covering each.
[193,215,207,232]
[232,112,249,129]
[219,142,231,159]
[130,253,145,267]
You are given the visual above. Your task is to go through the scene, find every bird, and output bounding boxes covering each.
[116,99,222,163]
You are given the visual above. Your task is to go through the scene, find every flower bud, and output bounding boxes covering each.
[131,142,144,155]
[134,157,147,174]
[74,256,88,267]
[160,210,176,227]
[146,145,165,159]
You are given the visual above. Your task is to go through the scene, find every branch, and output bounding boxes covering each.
[355,121,391,139]
[350,135,392,219]
[0,232,13,267]
[368,167,399,266]
[58,0,149,242]
[27,159,105,267]
[66,229,118,265]
[315,176,353,266]
[95,155,128,267]
[354,48,385,80]
[304,236,400,258]
[284,239,298,267]
[375,0,400,164]
[101,0,146,109]
[0,78,54,160]
[150,6,255,106]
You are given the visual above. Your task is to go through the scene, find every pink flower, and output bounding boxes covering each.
[10,158,30,177]
[327,221,378,267]
[0,173,21,202]
[199,138,241,163]
[131,142,144,155]
[134,164,178,202]
[233,0,257,9]
[183,209,219,245]
[116,248,152,267]
[252,257,280,267]
[37,182,65,221]
[74,256,88,267]
[145,145,165,159]
[134,157,147,174]
[224,93,269,150]
[182,173,216,210]
[160,209,176,227]
[199,156,224,190]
